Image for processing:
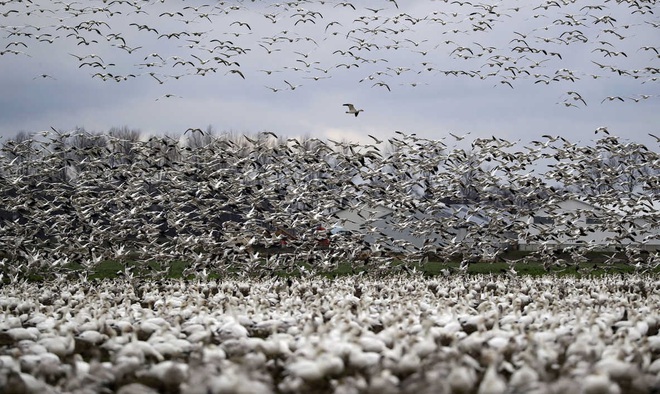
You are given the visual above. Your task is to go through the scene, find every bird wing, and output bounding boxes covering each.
[343,103,356,111]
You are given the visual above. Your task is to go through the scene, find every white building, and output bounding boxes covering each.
[518,198,660,251]
[332,202,512,255]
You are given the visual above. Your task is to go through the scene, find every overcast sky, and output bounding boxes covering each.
[0,0,658,147]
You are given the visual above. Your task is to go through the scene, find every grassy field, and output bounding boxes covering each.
[82,255,655,281]
[3,250,657,282]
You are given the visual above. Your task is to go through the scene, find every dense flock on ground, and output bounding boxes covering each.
[1,128,658,280]
[1,275,660,393]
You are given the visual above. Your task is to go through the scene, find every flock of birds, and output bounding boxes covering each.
[0,128,658,281]
[1,1,659,393]
[1,275,659,393]
[0,0,658,106]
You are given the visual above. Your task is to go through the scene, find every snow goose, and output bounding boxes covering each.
[343,103,364,117]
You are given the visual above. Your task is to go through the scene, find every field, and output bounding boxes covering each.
[2,242,659,394]
[2,129,658,393]
[82,258,654,281]
[1,273,660,394]
[7,249,653,283]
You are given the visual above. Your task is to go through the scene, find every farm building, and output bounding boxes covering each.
[518,198,660,251]
[332,202,515,255]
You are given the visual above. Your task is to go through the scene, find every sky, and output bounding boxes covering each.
[0,0,658,147]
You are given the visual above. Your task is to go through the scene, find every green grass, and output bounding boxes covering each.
[2,249,658,283]
[87,260,189,280]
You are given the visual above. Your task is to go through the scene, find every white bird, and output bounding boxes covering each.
[283,80,301,90]
[343,103,364,117]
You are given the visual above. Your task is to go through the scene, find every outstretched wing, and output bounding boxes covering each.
[343,103,356,111]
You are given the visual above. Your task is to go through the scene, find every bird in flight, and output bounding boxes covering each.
[449,132,470,141]
[601,96,625,104]
[343,103,363,117]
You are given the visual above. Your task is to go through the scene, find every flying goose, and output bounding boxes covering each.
[343,103,363,117]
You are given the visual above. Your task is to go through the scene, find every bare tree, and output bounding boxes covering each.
[107,126,142,166]
[2,131,38,176]
[185,125,214,151]
[66,128,108,179]
[569,138,659,195]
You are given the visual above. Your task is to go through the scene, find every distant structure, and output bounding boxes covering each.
[519,198,660,251]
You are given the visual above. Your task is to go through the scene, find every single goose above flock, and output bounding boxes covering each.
[343,103,363,117]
